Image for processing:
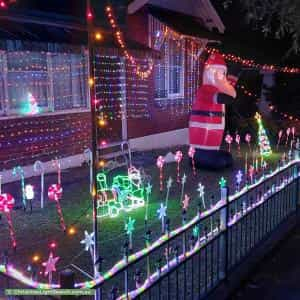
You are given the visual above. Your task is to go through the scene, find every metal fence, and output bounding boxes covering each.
[94,161,300,300]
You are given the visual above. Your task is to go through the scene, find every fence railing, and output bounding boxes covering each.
[92,160,300,300]
[0,160,299,299]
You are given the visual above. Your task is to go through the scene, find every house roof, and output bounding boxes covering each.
[128,0,225,33]
[0,9,158,56]
[148,5,224,42]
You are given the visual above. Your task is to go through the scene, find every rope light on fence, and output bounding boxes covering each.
[0,158,299,291]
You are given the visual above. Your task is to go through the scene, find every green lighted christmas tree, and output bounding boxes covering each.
[255,112,272,157]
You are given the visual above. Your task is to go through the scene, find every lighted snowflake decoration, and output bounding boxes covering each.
[145,183,152,195]
[125,217,136,236]
[166,177,173,189]
[157,203,167,220]
[80,231,95,252]
[192,226,199,238]
[197,183,205,199]
[236,170,243,185]
[219,177,227,188]
[181,174,187,185]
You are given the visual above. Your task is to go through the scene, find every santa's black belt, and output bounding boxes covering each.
[191,110,225,117]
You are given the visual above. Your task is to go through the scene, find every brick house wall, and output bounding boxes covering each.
[123,8,205,140]
[0,112,91,170]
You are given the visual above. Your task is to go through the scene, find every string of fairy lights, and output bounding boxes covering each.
[97,5,206,148]
[1,1,300,293]
[206,47,300,74]
[105,6,154,79]
[94,54,151,147]
[96,4,300,151]
[237,84,300,122]
[1,159,300,290]
[0,117,90,168]
[105,5,300,79]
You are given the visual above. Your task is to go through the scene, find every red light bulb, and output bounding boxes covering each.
[87,10,93,20]
[49,241,57,249]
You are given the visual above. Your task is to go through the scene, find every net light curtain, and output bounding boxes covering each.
[0,46,88,116]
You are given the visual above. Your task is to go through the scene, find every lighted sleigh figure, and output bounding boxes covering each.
[96,166,145,218]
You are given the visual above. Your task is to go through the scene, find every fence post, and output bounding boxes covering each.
[145,230,151,278]
[219,186,229,280]
[123,242,129,300]
[59,269,75,300]
[296,165,300,217]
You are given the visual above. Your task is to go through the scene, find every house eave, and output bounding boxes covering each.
[128,0,225,33]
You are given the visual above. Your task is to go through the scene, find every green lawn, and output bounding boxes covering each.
[0,144,284,289]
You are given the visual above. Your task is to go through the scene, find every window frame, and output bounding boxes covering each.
[0,51,8,116]
[0,49,89,118]
[154,37,185,101]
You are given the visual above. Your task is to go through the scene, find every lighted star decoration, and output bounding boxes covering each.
[125,217,136,236]
[236,170,243,185]
[182,194,190,210]
[197,183,205,199]
[42,252,60,276]
[193,226,199,238]
[262,160,267,169]
[166,177,173,189]
[249,165,255,176]
[145,183,152,195]
[181,174,187,185]
[219,177,227,188]
[157,203,167,220]
[80,231,95,252]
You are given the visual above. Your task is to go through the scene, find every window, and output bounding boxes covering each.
[0,49,89,117]
[7,52,50,113]
[51,53,88,111]
[0,52,6,114]
[155,38,184,99]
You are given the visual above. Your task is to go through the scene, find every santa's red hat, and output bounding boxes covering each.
[205,53,226,70]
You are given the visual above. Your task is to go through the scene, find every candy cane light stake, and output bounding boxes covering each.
[174,151,183,183]
[156,156,165,192]
[0,176,16,249]
[225,134,233,152]
[235,133,241,155]
[12,166,26,210]
[188,146,196,176]
[245,133,251,151]
[277,130,283,149]
[48,184,65,231]
[48,159,65,231]
[249,165,255,184]
[292,127,296,141]
[165,177,173,209]
[286,128,291,146]
[34,160,45,209]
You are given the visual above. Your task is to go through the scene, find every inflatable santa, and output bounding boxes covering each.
[189,53,237,169]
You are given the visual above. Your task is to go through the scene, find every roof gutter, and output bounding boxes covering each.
[0,12,110,35]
